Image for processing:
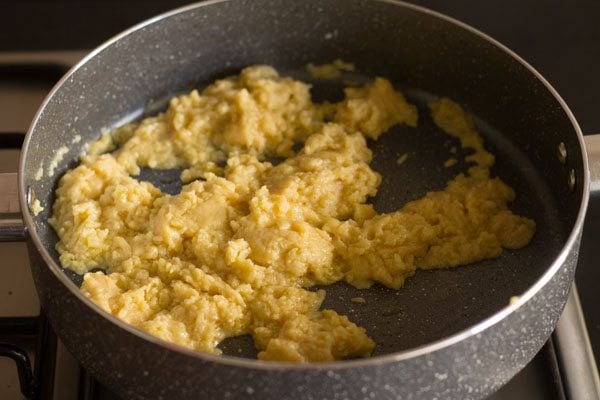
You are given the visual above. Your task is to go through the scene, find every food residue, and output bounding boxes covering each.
[397,153,408,165]
[307,59,355,80]
[47,146,69,178]
[34,167,43,181]
[444,157,457,168]
[30,198,44,216]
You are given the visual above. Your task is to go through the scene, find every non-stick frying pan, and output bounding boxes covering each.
[0,0,597,399]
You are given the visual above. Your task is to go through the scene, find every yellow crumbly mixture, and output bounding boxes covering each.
[306,59,355,80]
[49,65,535,362]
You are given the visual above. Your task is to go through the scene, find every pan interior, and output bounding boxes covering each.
[64,71,562,358]
[23,0,580,361]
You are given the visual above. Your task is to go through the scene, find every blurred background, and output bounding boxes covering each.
[1,0,598,132]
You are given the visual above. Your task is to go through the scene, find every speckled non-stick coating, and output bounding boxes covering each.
[20,0,586,399]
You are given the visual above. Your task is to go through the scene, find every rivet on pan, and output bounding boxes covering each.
[568,169,576,192]
[557,142,567,164]
[26,187,32,204]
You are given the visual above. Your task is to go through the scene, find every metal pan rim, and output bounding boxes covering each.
[18,0,590,370]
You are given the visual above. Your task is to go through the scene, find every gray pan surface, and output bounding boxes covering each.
[27,73,573,359]
[17,0,586,398]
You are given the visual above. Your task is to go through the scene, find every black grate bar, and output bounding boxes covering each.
[33,312,57,400]
[0,313,59,399]
[78,367,98,400]
[0,316,38,336]
[0,132,25,148]
[0,342,35,398]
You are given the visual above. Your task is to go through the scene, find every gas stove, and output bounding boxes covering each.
[1,1,599,399]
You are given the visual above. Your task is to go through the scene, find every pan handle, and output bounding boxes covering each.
[0,172,26,242]
[584,134,600,192]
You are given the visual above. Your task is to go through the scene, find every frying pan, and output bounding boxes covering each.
[0,0,597,398]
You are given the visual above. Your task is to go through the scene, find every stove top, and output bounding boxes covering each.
[0,1,599,399]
